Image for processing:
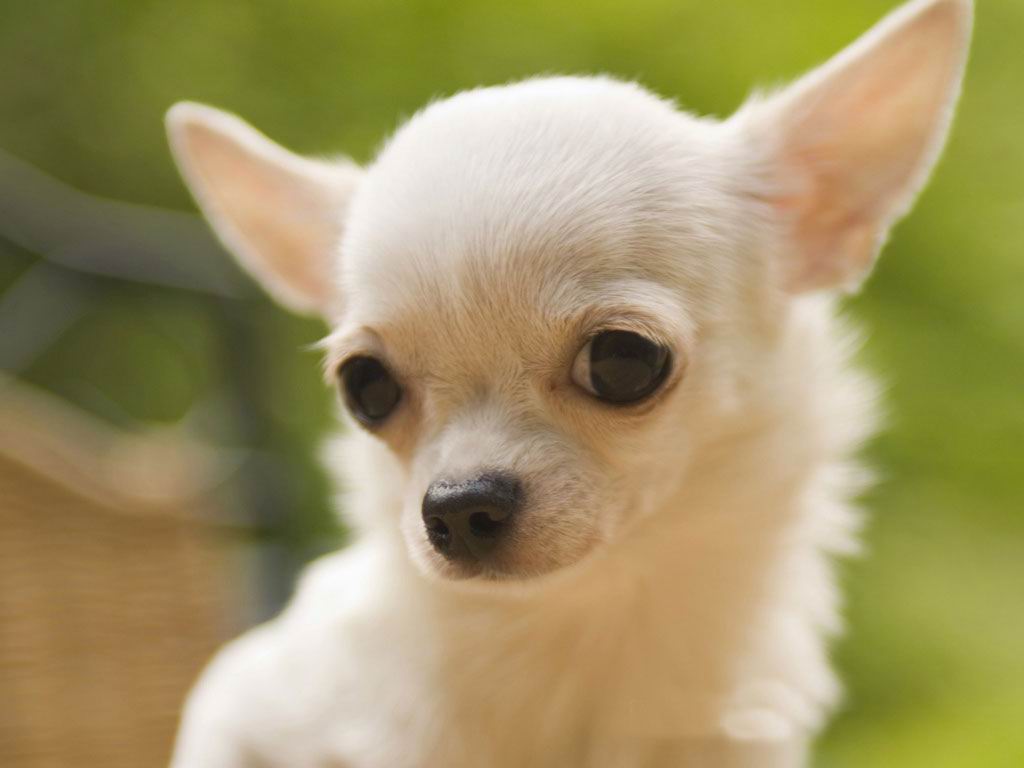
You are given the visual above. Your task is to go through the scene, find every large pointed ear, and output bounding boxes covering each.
[735,0,972,293]
[166,103,361,315]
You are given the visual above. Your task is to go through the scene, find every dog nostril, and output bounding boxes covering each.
[425,516,451,550]
[468,511,504,539]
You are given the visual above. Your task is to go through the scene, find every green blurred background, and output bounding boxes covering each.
[0,1,1021,765]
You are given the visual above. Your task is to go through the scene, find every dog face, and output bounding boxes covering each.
[320,80,753,581]
[167,0,970,582]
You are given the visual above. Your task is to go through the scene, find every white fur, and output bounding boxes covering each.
[165,2,971,765]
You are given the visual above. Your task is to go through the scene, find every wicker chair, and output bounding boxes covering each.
[0,376,239,768]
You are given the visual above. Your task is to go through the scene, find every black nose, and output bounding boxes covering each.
[422,472,522,560]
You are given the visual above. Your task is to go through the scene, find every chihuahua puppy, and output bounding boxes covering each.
[166,1,971,765]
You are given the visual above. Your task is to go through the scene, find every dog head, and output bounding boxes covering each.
[167,0,970,583]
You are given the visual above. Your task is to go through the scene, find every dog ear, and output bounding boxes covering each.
[736,0,972,293]
[166,103,361,316]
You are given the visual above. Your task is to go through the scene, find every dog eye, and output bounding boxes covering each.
[338,356,402,425]
[572,330,671,404]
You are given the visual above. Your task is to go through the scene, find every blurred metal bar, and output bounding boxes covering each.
[0,148,248,297]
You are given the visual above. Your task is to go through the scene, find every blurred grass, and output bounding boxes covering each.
[0,1,1021,764]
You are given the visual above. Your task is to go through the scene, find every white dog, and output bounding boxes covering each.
[165,1,971,765]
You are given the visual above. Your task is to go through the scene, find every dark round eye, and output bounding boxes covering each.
[338,356,402,425]
[571,330,671,404]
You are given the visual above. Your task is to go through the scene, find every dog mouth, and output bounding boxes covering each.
[419,525,605,585]
[425,539,517,583]
[431,557,548,585]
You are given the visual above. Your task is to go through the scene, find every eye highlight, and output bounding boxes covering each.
[338,356,402,425]
[572,330,671,405]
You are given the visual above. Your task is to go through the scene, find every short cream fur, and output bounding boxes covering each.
[166,1,972,765]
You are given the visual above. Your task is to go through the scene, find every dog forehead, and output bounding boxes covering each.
[339,76,728,306]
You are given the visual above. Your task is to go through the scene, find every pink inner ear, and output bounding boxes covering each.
[785,213,881,293]
[775,140,899,292]
[187,124,338,308]
[170,106,361,316]
[753,0,971,294]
